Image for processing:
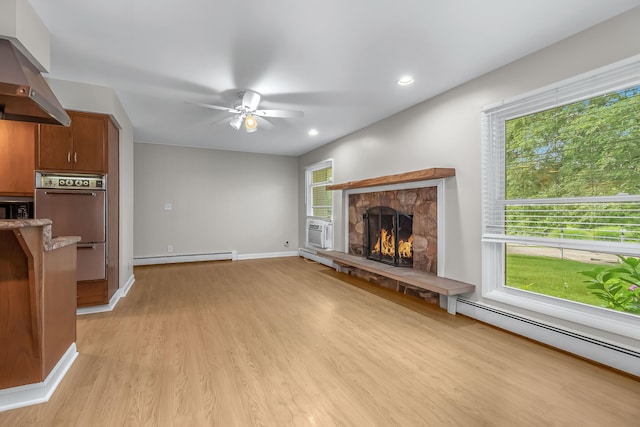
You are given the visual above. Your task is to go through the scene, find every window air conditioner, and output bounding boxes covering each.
[307,220,333,249]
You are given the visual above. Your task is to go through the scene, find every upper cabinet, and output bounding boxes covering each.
[0,120,36,196]
[37,111,112,173]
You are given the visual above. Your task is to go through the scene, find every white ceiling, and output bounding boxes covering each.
[28,0,640,156]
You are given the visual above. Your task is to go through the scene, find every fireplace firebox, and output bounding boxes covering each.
[364,206,413,267]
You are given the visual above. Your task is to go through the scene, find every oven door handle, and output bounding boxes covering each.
[43,190,97,196]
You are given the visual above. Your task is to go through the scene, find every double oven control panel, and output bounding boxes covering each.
[37,173,105,190]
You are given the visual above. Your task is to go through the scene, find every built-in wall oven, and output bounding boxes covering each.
[35,173,106,281]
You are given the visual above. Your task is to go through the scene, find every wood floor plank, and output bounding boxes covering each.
[0,257,638,426]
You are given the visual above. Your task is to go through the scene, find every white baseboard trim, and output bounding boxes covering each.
[77,289,121,316]
[133,251,299,264]
[237,251,299,260]
[456,299,640,377]
[76,273,135,316]
[298,248,334,267]
[120,273,136,297]
[0,343,78,412]
[133,251,238,265]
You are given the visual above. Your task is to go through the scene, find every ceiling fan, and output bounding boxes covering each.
[190,90,304,132]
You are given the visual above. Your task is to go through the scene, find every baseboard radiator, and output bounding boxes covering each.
[299,248,334,267]
[456,299,640,377]
[133,251,237,266]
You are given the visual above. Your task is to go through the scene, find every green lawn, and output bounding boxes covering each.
[506,254,604,306]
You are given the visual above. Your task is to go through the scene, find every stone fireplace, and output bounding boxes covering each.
[349,187,438,274]
[364,206,413,267]
[318,168,470,310]
[322,168,456,304]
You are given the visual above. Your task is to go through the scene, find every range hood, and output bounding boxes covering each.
[0,39,70,126]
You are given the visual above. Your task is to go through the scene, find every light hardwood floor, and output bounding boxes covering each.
[1,257,639,426]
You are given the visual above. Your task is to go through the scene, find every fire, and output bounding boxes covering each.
[372,229,413,259]
[398,235,413,258]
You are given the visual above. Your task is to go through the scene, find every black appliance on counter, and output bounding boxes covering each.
[0,197,34,219]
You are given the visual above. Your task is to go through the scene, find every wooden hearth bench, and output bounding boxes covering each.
[317,250,475,315]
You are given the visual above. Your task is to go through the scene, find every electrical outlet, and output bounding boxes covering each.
[164,203,172,211]
[284,241,289,247]
[167,245,173,253]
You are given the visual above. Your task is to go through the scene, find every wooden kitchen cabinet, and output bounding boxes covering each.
[37,121,72,171]
[36,109,119,308]
[37,111,109,173]
[0,120,36,196]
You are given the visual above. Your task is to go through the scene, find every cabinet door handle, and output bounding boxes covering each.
[67,152,71,163]
[74,152,78,163]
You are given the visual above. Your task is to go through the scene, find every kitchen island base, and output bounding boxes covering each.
[0,343,78,412]
[0,220,79,411]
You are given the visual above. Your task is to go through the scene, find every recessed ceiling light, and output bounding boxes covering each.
[308,129,319,136]
[397,76,414,86]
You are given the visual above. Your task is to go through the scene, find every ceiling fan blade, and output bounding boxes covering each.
[242,90,261,111]
[187,101,241,114]
[254,109,304,118]
[209,115,231,126]
[256,116,275,130]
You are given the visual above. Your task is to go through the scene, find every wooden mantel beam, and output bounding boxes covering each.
[327,168,455,191]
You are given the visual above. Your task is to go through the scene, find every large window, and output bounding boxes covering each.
[482,56,640,338]
[306,160,333,220]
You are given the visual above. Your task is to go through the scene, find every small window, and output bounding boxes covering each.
[306,160,333,220]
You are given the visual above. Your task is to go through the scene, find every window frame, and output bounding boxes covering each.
[305,159,334,221]
[481,55,640,340]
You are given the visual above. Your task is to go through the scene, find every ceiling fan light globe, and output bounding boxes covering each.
[229,116,242,130]
[245,114,258,131]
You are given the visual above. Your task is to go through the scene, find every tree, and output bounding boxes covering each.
[504,86,640,238]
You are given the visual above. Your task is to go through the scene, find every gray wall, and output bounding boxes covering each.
[134,143,298,257]
[299,8,640,339]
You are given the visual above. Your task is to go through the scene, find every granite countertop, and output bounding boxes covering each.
[0,218,52,229]
[0,219,80,251]
[44,235,81,251]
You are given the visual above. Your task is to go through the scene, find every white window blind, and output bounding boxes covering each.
[306,160,333,220]
[482,55,640,256]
